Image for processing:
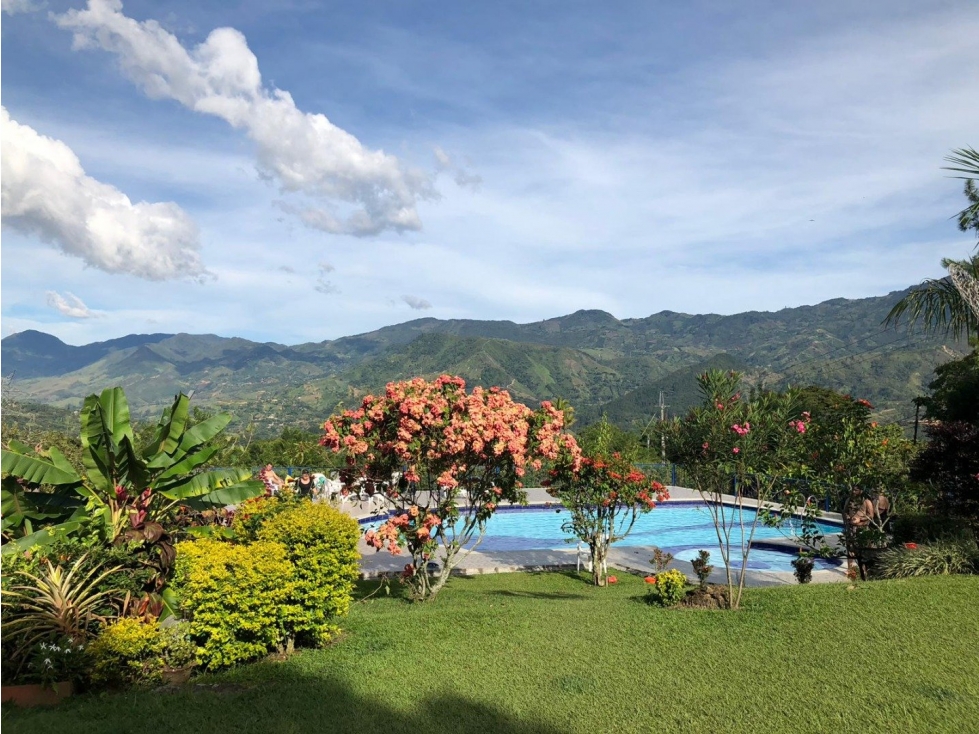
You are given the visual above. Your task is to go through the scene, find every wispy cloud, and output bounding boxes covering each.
[1,107,208,281]
[433,145,482,191]
[45,291,101,318]
[314,262,339,294]
[56,0,438,236]
[1,0,41,15]
[401,294,432,310]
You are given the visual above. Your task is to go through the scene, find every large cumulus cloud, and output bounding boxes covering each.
[56,0,437,236]
[1,107,207,280]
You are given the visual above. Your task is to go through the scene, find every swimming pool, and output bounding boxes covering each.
[364,502,844,572]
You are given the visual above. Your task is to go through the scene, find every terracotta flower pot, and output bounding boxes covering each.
[1,681,74,707]
[161,666,194,685]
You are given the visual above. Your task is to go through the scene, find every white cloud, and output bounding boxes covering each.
[56,0,437,236]
[318,262,335,273]
[401,294,432,310]
[45,291,101,319]
[1,0,40,14]
[0,107,207,280]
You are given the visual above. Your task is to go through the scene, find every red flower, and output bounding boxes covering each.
[607,575,618,584]
[904,542,918,550]
[644,576,657,584]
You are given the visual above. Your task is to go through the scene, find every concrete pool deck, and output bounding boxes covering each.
[340,486,850,587]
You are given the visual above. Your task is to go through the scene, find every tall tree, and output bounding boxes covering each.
[885,147,979,339]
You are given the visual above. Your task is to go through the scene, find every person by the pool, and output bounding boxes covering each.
[295,470,315,498]
[849,491,890,527]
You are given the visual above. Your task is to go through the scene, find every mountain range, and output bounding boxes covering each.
[2,287,966,436]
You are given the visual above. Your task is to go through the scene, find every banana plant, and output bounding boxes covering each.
[2,388,264,556]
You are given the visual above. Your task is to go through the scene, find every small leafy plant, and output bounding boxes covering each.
[690,550,713,589]
[791,555,815,584]
[26,637,89,688]
[651,548,674,573]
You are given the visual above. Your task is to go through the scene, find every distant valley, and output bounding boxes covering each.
[2,287,966,436]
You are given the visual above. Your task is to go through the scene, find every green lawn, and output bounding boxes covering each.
[5,572,979,734]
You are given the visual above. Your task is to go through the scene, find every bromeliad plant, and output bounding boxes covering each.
[1,388,265,569]
[661,370,807,609]
[321,375,579,601]
[545,420,668,586]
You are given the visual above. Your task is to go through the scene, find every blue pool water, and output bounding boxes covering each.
[365,502,844,572]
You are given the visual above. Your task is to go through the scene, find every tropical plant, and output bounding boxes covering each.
[885,147,979,339]
[791,555,814,584]
[1,555,122,669]
[1,388,264,558]
[545,418,668,586]
[918,349,979,425]
[874,540,977,579]
[945,146,979,240]
[87,616,169,688]
[322,375,579,600]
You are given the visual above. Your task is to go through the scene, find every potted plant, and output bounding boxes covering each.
[1,638,87,707]
[791,554,815,584]
[160,623,197,685]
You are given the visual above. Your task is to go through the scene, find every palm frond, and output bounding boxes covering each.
[884,256,979,340]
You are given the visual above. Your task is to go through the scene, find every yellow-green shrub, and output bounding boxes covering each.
[231,495,287,541]
[173,538,300,670]
[648,568,687,607]
[88,618,166,688]
[257,501,361,646]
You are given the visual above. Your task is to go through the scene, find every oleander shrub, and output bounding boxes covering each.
[257,501,361,646]
[874,540,978,579]
[648,568,687,607]
[173,539,299,670]
[87,617,167,688]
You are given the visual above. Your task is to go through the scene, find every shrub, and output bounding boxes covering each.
[891,513,973,545]
[173,538,299,670]
[648,569,687,607]
[231,495,288,542]
[88,617,167,688]
[874,540,978,579]
[257,501,361,646]
[791,556,814,584]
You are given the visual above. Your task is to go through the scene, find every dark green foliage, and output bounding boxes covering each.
[891,514,975,545]
[919,349,979,425]
[911,422,979,542]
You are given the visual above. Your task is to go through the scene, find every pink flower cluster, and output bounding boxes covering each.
[731,423,751,437]
[322,375,580,494]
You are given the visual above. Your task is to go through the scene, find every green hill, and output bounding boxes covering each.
[2,287,967,436]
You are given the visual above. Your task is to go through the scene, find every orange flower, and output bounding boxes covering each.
[644,576,657,584]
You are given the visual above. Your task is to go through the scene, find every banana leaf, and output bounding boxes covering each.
[179,480,265,509]
[153,445,220,481]
[142,393,190,461]
[155,467,255,500]
[1,450,82,486]
[0,519,85,555]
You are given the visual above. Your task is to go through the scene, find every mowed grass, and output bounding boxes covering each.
[5,572,979,734]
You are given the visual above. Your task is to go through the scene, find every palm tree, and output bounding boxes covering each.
[945,147,979,240]
[885,148,979,340]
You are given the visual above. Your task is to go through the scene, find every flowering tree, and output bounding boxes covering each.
[545,435,668,586]
[784,392,916,578]
[321,375,579,601]
[661,370,806,609]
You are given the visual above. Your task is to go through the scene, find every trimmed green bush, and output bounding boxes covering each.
[173,538,299,670]
[231,495,289,542]
[257,501,361,646]
[874,540,978,579]
[88,618,167,688]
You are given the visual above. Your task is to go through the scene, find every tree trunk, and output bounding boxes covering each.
[591,542,607,586]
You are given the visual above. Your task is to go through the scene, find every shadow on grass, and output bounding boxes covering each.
[3,665,565,734]
[489,590,587,600]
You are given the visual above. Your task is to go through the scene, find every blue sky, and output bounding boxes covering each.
[2,0,977,345]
